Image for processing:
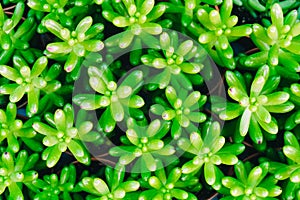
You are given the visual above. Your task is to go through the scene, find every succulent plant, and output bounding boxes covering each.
[161,0,223,27]
[215,65,294,144]
[80,165,140,200]
[151,86,206,139]
[0,150,39,200]
[32,104,99,167]
[102,0,165,49]
[139,167,199,200]
[177,121,244,185]
[265,131,300,199]
[285,83,300,107]
[274,131,300,182]
[141,31,205,90]
[73,67,145,134]
[195,0,253,69]
[0,103,36,152]
[110,118,176,172]
[0,2,36,65]
[284,83,300,131]
[239,3,300,80]
[32,164,80,200]
[27,0,104,33]
[0,55,63,116]
[221,161,282,199]
[233,0,299,17]
[44,16,104,73]
[27,0,71,30]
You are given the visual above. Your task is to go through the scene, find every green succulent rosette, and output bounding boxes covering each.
[32,164,83,200]
[139,167,200,200]
[0,150,39,200]
[44,16,104,73]
[0,2,37,65]
[73,67,145,134]
[28,0,103,33]
[215,65,294,145]
[161,0,223,27]
[151,86,206,139]
[32,104,100,167]
[141,31,205,90]
[0,103,36,152]
[178,121,244,186]
[102,0,166,49]
[80,165,140,200]
[240,3,300,80]
[221,161,282,199]
[195,0,253,69]
[109,118,176,173]
[0,55,64,116]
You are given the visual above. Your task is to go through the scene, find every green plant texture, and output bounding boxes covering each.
[0,0,299,199]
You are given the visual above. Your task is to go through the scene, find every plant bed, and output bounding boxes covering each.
[0,0,300,199]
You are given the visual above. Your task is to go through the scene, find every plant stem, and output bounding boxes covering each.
[243,141,254,148]
[4,11,26,20]
[243,152,261,162]
[3,5,16,11]
[207,192,219,200]
[245,48,259,55]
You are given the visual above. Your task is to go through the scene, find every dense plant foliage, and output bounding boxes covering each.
[0,0,300,199]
